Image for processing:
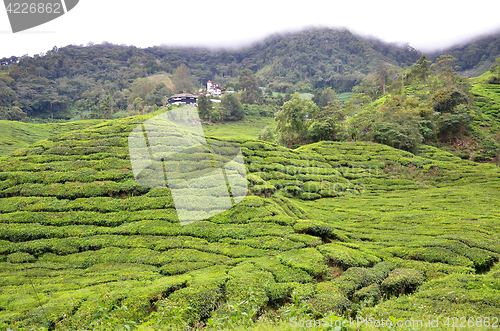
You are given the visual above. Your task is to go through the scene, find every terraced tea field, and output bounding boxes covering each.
[0,110,499,330]
[0,120,104,157]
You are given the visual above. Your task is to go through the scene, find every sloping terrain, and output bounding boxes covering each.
[0,110,499,329]
[0,120,103,157]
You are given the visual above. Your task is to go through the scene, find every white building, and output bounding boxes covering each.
[206,80,223,96]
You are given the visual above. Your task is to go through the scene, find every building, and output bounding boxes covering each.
[168,93,198,105]
[206,80,223,96]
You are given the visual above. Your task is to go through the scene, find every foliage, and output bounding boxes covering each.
[257,126,276,143]
[275,92,319,147]
[172,64,194,93]
[239,69,262,104]
[0,42,500,330]
[197,94,211,120]
[219,93,244,121]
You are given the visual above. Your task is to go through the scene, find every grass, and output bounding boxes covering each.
[0,107,499,330]
[202,117,275,140]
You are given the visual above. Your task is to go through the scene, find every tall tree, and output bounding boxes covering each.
[433,55,457,85]
[197,94,211,120]
[173,64,194,93]
[378,65,387,95]
[414,55,432,94]
[275,92,319,147]
[239,69,261,104]
[220,93,244,121]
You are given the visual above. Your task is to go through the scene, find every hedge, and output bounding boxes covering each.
[380,268,424,297]
[317,243,381,269]
[278,248,328,278]
[293,219,334,239]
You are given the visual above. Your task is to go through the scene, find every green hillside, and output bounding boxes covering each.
[1,109,499,330]
[0,120,104,157]
[0,116,274,157]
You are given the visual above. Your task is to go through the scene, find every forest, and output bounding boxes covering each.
[1,27,499,122]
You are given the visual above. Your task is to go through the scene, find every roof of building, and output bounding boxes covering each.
[169,93,198,98]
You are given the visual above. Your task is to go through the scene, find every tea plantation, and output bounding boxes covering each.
[1,110,499,330]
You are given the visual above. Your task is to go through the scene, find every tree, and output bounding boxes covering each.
[173,64,194,93]
[0,83,17,107]
[433,55,458,85]
[438,104,472,138]
[239,69,261,104]
[0,106,27,121]
[258,126,276,142]
[312,87,338,109]
[488,56,500,84]
[413,55,432,93]
[220,93,244,121]
[353,74,381,100]
[491,57,500,75]
[133,97,144,112]
[197,94,211,120]
[145,83,172,106]
[431,87,468,114]
[378,65,387,95]
[275,92,319,147]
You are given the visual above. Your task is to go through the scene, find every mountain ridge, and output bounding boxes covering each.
[1,27,499,121]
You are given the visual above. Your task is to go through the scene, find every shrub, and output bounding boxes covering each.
[250,184,276,196]
[309,283,350,315]
[160,261,214,275]
[380,268,424,297]
[302,181,323,193]
[317,243,381,269]
[334,266,387,297]
[246,173,266,186]
[238,235,305,251]
[251,256,313,283]
[6,252,35,263]
[386,246,474,268]
[352,283,381,305]
[293,219,334,239]
[224,262,275,312]
[299,192,321,200]
[283,185,302,196]
[278,248,328,278]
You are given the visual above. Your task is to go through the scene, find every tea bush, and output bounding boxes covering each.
[317,243,381,269]
[250,256,313,283]
[293,219,334,239]
[380,268,425,297]
[308,282,351,315]
[2,113,500,329]
[278,248,328,278]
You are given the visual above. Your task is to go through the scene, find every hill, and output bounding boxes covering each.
[0,116,275,157]
[1,27,499,123]
[0,119,104,156]
[427,31,500,77]
[1,109,499,329]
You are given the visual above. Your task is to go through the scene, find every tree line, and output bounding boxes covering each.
[263,55,500,161]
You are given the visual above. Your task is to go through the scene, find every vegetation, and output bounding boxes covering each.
[0,27,500,331]
[2,27,497,123]
[0,107,498,329]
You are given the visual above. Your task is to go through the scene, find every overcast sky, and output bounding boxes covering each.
[1,0,500,59]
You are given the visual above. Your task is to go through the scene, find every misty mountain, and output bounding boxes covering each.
[1,27,499,120]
